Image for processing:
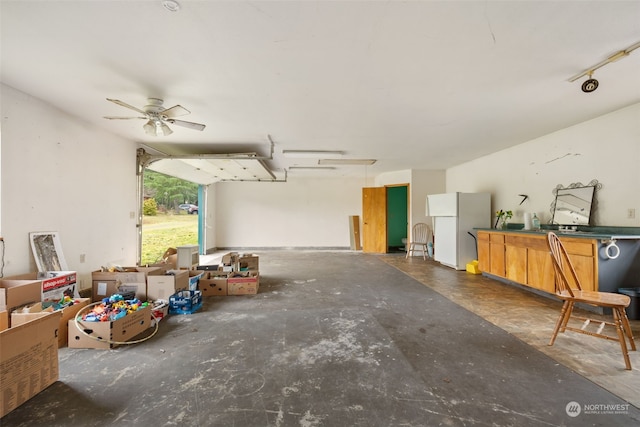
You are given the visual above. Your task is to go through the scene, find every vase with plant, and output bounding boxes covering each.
[495,209,513,229]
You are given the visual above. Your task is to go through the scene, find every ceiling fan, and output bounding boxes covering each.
[104,97,206,136]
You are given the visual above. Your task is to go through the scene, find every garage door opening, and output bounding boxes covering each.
[140,169,201,265]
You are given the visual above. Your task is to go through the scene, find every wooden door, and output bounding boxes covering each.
[362,187,387,253]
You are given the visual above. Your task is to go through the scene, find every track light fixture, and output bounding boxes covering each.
[581,72,599,93]
[569,40,640,93]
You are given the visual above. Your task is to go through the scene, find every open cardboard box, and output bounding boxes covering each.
[0,311,62,418]
[11,298,91,348]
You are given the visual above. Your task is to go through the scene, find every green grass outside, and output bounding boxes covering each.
[141,213,198,265]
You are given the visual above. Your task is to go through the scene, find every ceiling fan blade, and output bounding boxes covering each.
[103,116,147,120]
[167,119,206,131]
[106,98,147,115]
[162,105,190,118]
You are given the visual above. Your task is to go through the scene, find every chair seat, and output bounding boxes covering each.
[556,290,630,308]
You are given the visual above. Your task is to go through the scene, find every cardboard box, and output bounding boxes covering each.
[0,310,8,332]
[91,267,163,302]
[147,270,189,301]
[0,280,42,325]
[227,272,260,295]
[238,254,259,271]
[188,270,206,291]
[11,298,91,348]
[199,273,228,296]
[0,311,61,418]
[150,301,169,327]
[221,252,239,265]
[68,305,151,349]
[7,271,78,302]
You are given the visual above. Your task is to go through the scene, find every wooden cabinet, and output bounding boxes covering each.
[477,230,598,293]
[478,232,505,276]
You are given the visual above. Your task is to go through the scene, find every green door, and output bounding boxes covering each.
[387,185,408,252]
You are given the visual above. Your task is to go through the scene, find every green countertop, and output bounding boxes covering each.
[475,225,640,240]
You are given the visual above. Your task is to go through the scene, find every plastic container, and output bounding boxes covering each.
[618,288,640,320]
[531,213,541,231]
[169,290,203,315]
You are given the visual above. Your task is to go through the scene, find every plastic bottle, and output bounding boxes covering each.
[532,213,541,231]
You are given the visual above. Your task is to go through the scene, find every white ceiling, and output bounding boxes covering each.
[2,1,639,179]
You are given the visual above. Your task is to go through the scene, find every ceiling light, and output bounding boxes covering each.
[288,166,336,170]
[282,150,344,159]
[162,0,180,12]
[318,159,376,166]
[581,72,599,93]
[144,120,173,136]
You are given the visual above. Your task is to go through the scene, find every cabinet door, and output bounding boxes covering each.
[489,233,506,277]
[477,232,490,272]
[527,248,555,293]
[506,245,527,283]
[571,255,597,292]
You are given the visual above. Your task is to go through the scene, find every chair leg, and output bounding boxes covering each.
[549,300,571,346]
[559,301,574,333]
[622,309,636,351]
[422,244,426,261]
[619,307,636,351]
[613,308,632,370]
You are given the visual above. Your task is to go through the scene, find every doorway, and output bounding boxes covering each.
[362,184,409,254]
[387,185,408,253]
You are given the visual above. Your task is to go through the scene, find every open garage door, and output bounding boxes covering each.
[135,148,280,265]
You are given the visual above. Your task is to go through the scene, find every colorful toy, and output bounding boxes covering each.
[81,294,148,322]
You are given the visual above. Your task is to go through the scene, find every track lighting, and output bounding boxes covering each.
[569,40,640,93]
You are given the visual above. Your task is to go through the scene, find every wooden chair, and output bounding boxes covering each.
[406,223,432,260]
[546,231,636,370]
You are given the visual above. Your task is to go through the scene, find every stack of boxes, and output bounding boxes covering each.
[0,276,80,418]
[199,252,260,296]
[0,251,261,417]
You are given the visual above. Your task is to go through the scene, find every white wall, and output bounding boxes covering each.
[1,84,139,289]
[373,169,446,242]
[214,177,363,248]
[446,103,640,227]
[409,169,446,229]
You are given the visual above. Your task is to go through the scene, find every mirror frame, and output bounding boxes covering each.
[549,179,602,226]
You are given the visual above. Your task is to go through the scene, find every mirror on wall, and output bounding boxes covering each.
[550,180,601,226]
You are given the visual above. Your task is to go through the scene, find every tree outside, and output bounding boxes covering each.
[141,170,199,264]
[144,170,198,213]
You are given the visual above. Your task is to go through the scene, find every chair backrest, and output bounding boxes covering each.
[411,223,431,244]
[546,231,583,297]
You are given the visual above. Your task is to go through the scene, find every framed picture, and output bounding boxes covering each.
[29,231,69,272]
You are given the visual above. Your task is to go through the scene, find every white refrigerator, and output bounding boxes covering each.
[426,192,491,270]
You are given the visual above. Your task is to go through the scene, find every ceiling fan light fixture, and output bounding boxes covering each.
[143,120,156,136]
[159,121,173,136]
[143,120,173,136]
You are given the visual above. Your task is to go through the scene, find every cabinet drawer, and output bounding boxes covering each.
[505,234,547,250]
[489,234,505,243]
[561,238,595,256]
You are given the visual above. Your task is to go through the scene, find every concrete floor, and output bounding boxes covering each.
[2,250,640,426]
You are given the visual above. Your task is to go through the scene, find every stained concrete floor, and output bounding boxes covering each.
[2,250,640,426]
